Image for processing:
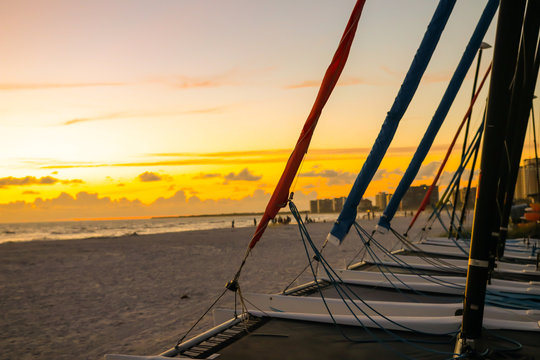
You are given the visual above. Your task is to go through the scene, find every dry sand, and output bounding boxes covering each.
[0,216,442,360]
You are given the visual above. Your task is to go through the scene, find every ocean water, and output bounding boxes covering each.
[0,213,339,244]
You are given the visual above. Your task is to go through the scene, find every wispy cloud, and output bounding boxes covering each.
[379,66,452,85]
[61,106,226,126]
[61,106,227,126]
[299,169,356,185]
[372,168,403,181]
[300,169,341,178]
[417,161,442,179]
[285,76,368,89]
[137,171,173,182]
[193,173,221,179]
[63,112,128,126]
[166,75,234,89]
[224,168,261,182]
[35,146,453,170]
[62,108,216,126]
[138,172,162,182]
[422,72,453,84]
[0,82,127,91]
[0,176,83,188]
[148,69,242,89]
[380,65,400,78]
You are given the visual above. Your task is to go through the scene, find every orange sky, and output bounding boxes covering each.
[1,1,539,223]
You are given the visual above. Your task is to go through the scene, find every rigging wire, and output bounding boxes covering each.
[289,201,466,359]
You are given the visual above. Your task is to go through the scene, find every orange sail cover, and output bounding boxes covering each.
[248,0,367,249]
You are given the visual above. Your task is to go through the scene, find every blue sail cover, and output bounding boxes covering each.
[377,0,499,231]
[328,0,457,244]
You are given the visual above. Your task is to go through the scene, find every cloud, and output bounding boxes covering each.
[422,72,453,84]
[285,76,368,89]
[62,107,226,126]
[439,169,479,184]
[380,65,400,77]
[63,112,128,126]
[0,82,127,91]
[138,172,164,182]
[416,161,442,179]
[37,146,453,170]
[299,169,357,185]
[224,168,261,182]
[373,168,404,181]
[181,187,198,195]
[22,190,40,195]
[0,188,319,223]
[167,75,233,89]
[193,173,221,179]
[0,176,83,188]
[300,169,340,178]
[379,66,451,85]
[149,68,245,89]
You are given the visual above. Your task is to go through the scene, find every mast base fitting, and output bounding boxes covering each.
[454,334,485,358]
[225,279,239,292]
[454,336,474,358]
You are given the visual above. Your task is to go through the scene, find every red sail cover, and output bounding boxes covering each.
[248,0,367,249]
[406,63,492,233]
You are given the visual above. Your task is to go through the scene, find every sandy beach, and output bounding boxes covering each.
[0,216,441,360]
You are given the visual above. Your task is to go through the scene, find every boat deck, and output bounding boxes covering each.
[174,315,539,360]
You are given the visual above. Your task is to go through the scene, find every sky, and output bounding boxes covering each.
[1,0,538,223]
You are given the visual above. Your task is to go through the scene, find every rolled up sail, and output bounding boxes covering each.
[377,0,499,231]
[328,0,457,245]
[248,0,367,249]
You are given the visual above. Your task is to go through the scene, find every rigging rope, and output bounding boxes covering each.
[289,201,465,359]
[406,65,492,236]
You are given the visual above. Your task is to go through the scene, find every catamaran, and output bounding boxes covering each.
[106,0,540,358]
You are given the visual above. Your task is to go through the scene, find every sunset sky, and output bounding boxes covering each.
[1,0,539,223]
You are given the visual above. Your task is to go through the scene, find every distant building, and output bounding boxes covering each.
[375,192,389,210]
[459,187,476,209]
[310,196,367,213]
[317,199,334,213]
[333,197,346,213]
[400,185,439,210]
[358,199,373,211]
[310,200,319,214]
[515,158,540,201]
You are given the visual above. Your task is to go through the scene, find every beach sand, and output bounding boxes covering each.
[0,216,442,360]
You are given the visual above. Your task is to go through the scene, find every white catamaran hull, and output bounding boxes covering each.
[318,269,540,295]
[356,255,540,275]
[241,293,540,322]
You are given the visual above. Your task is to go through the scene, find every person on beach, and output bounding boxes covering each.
[231,220,235,228]
[253,218,257,226]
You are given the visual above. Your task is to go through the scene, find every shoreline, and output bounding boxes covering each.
[1,216,440,360]
[0,211,410,245]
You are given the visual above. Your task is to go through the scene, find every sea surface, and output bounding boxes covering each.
[0,213,339,244]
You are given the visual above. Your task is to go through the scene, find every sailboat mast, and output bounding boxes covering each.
[457,0,528,350]
[494,0,540,259]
